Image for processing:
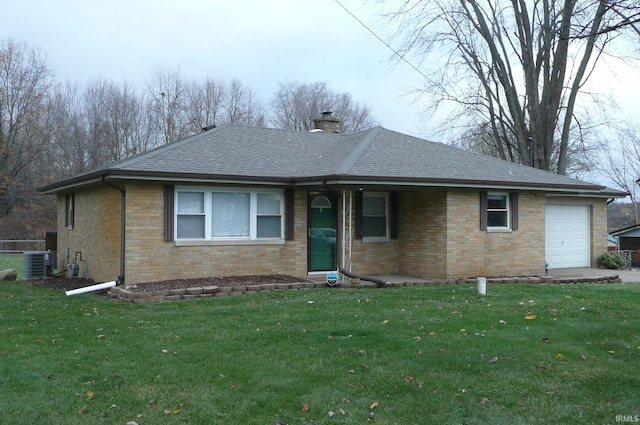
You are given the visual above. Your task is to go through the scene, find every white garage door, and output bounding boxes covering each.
[545,205,590,269]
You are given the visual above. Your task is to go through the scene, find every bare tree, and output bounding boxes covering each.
[328,91,377,134]
[45,82,89,179]
[387,0,640,173]
[600,128,640,224]
[84,78,156,165]
[0,39,53,216]
[186,76,226,132]
[146,67,190,144]
[226,78,266,127]
[270,81,377,134]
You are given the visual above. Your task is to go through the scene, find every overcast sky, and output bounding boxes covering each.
[0,0,433,136]
[2,0,638,150]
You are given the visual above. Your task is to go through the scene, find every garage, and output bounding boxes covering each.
[545,204,590,269]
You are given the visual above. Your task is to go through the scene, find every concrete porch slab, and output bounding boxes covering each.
[547,267,640,283]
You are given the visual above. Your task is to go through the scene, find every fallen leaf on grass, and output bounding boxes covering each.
[556,353,564,360]
[370,401,379,410]
[525,315,537,320]
[302,404,309,413]
[405,376,413,383]
[481,397,489,405]
[86,390,94,400]
[79,404,87,415]
[429,331,437,336]
[339,408,346,415]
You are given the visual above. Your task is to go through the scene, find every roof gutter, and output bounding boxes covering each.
[101,175,125,286]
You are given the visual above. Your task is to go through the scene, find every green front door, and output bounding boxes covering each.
[308,193,337,272]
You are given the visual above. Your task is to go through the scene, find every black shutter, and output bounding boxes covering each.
[389,192,399,239]
[511,192,519,230]
[285,189,295,240]
[480,191,488,230]
[164,185,174,242]
[355,191,363,239]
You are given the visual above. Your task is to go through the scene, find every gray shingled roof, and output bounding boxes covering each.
[40,124,623,195]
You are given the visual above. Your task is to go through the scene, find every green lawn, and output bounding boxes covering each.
[0,253,23,280]
[1,282,639,424]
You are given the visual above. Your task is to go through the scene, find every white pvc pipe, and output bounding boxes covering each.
[477,277,487,295]
[65,281,116,296]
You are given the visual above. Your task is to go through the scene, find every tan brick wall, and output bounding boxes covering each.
[591,200,608,266]
[446,190,546,278]
[55,186,121,282]
[124,183,309,285]
[346,190,548,279]
[55,183,608,285]
[398,191,448,278]
[350,239,400,275]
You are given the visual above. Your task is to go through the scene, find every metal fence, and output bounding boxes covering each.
[0,240,46,253]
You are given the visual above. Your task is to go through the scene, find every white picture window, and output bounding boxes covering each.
[176,187,283,241]
[212,192,250,237]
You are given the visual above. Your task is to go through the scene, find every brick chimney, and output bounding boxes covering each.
[312,111,341,134]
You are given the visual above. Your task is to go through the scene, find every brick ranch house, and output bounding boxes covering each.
[40,116,626,286]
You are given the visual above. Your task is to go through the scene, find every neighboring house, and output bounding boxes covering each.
[40,115,626,285]
[610,224,640,266]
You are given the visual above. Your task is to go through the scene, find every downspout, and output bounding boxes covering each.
[101,176,125,286]
[339,267,387,287]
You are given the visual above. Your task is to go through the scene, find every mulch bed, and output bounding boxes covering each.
[26,274,304,293]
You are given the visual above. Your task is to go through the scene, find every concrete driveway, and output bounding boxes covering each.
[548,267,640,283]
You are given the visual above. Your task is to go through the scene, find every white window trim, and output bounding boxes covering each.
[174,186,285,244]
[487,191,511,232]
[362,191,390,242]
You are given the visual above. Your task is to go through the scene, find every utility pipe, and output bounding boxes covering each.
[66,281,116,296]
[101,176,125,285]
[339,267,386,287]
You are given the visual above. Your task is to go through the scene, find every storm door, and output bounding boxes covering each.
[308,192,337,272]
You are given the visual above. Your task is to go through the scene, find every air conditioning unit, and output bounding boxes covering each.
[23,251,49,280]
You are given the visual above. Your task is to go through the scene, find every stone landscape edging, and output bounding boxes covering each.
[107,274,622,303]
